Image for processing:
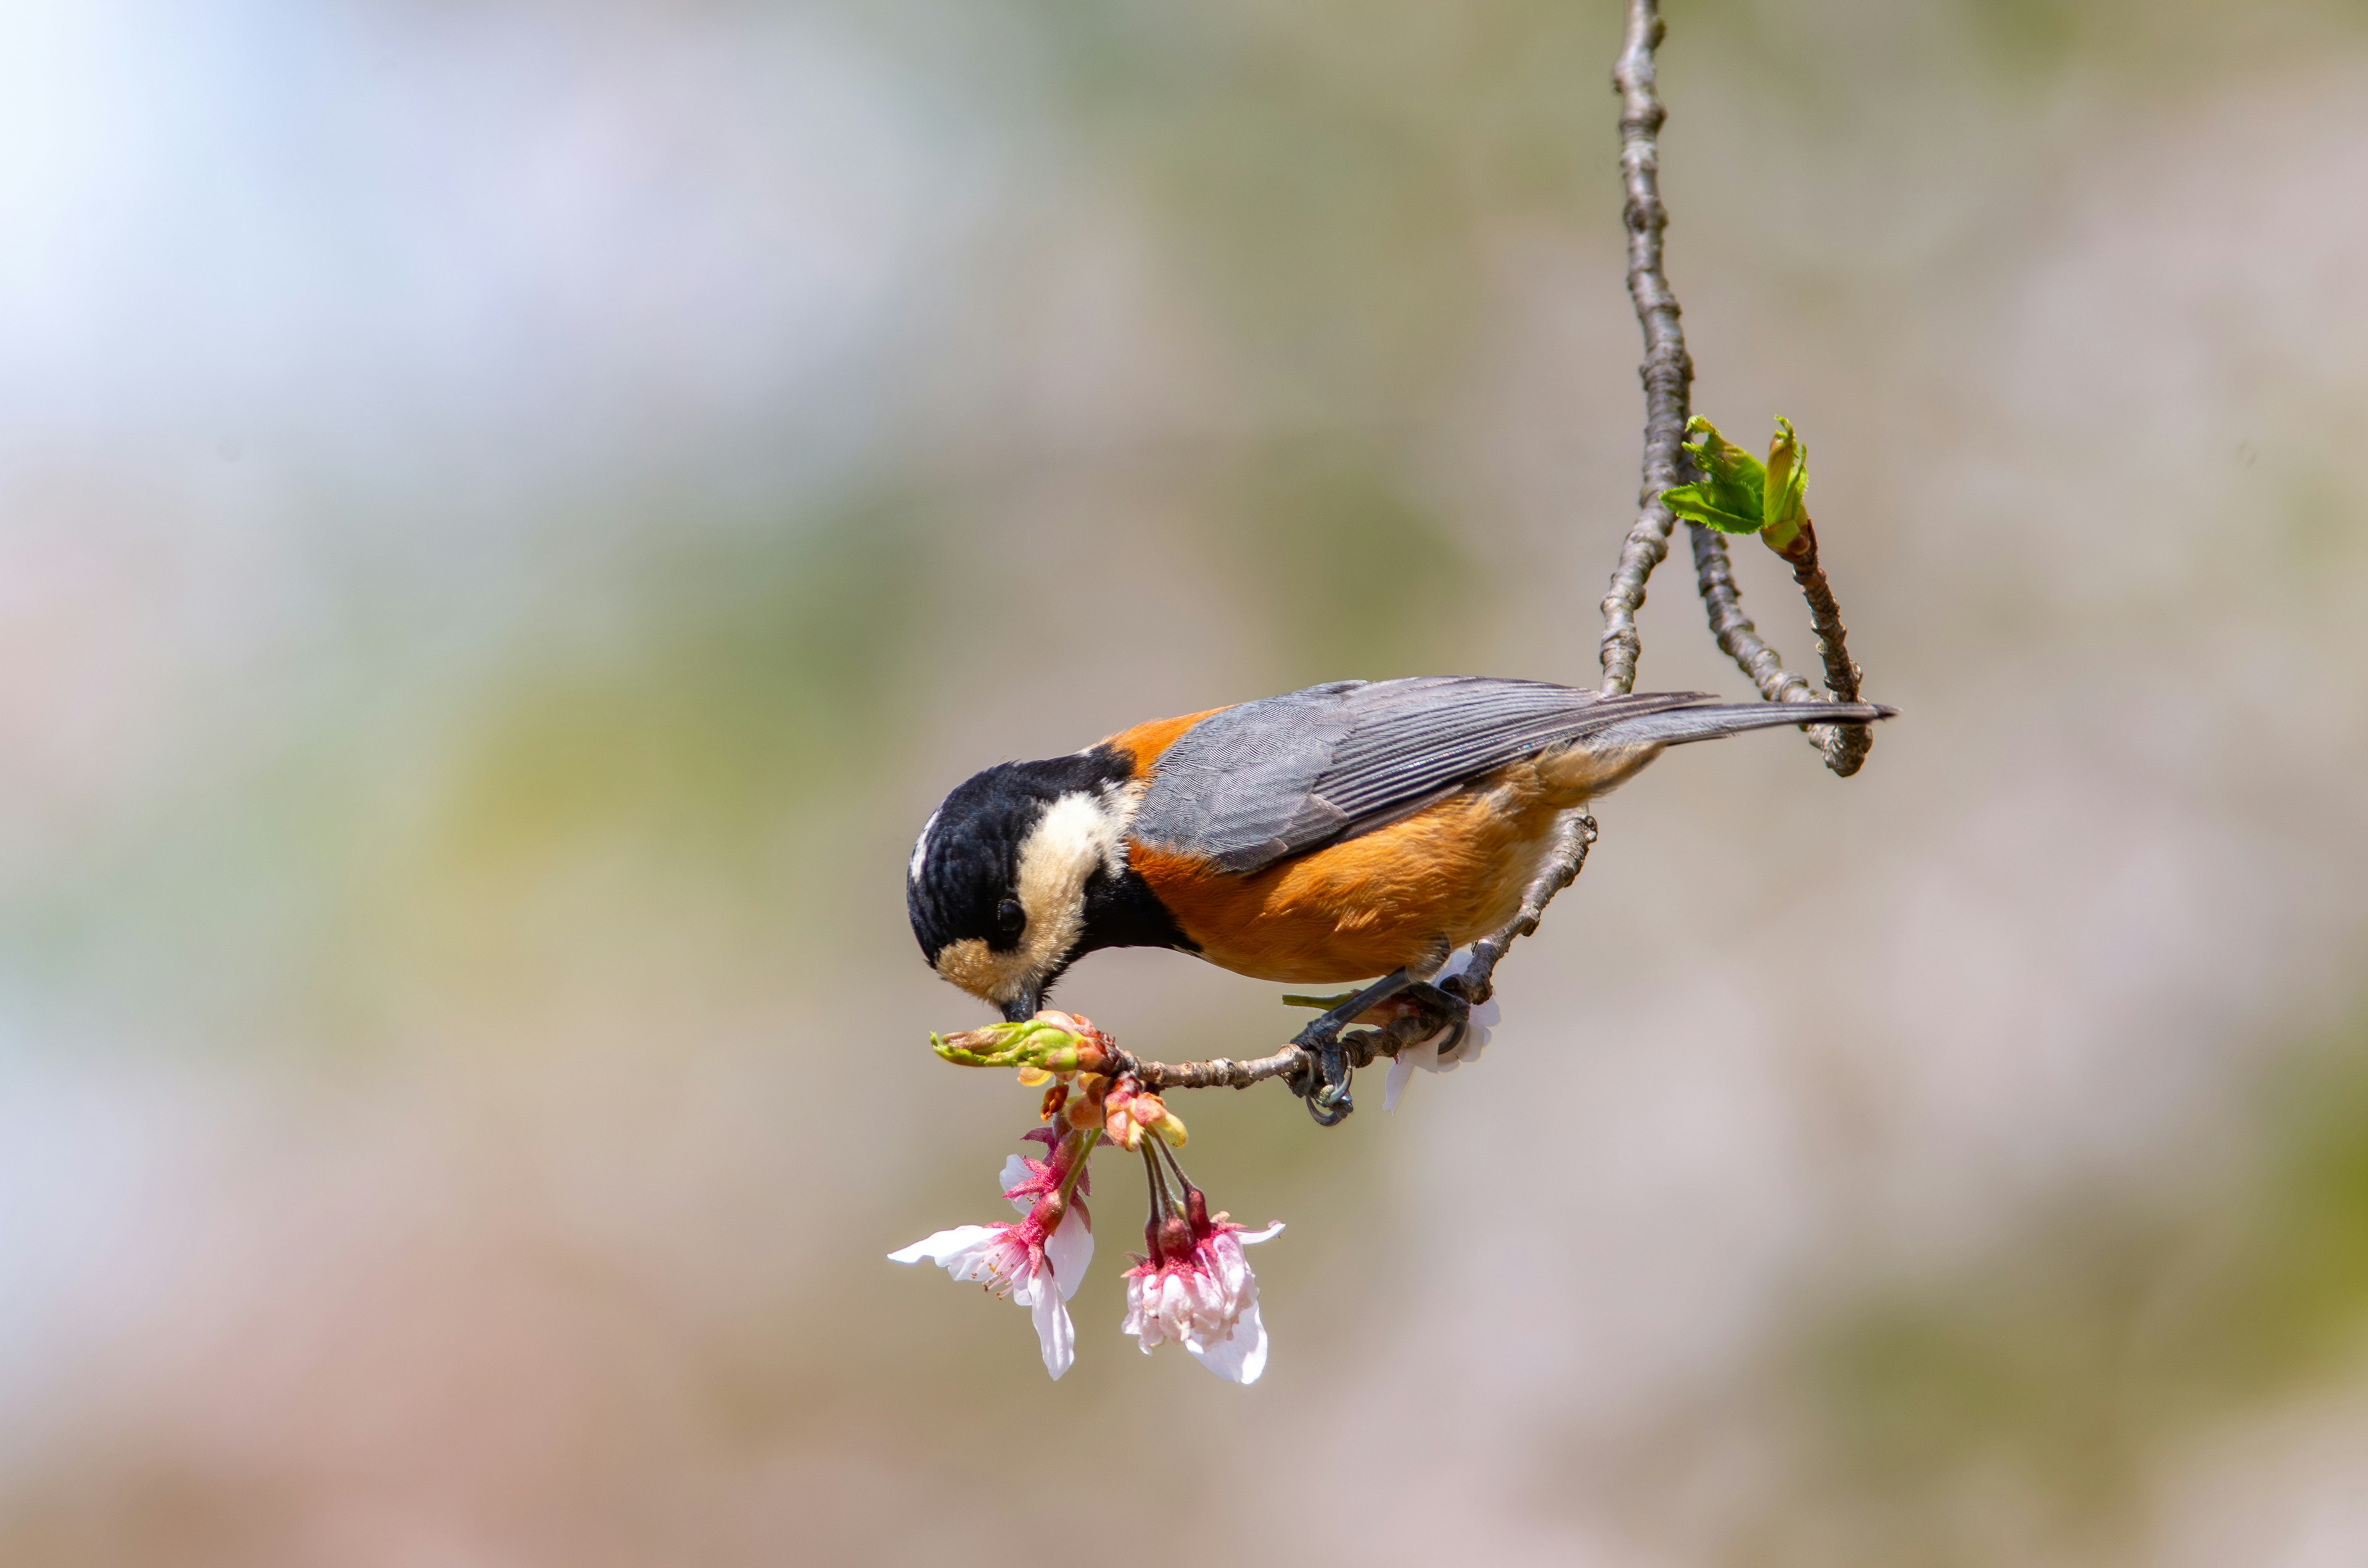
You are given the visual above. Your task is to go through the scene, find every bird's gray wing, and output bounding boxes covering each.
[1128,676,1712,874]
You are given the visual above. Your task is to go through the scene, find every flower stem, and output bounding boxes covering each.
[1054,1127,1100,1212]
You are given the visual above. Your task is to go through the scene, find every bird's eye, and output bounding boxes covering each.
[995,898,1026,938]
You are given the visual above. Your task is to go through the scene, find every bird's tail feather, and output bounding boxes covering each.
[1588,699,1897,750]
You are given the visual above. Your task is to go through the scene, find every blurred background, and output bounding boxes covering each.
[3,0,2366,1562]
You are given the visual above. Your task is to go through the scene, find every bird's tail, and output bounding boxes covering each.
[1587,699,1896,750]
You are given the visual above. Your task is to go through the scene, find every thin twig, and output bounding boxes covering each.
[1598,0,1692,700]
[1782,522,1873,775]
[1100,1043,1304,1093]
[1445,810,1597,1009]
[1101,989,1467,1094]
[1480,0,1689,1009]
[1690,519,1875,776]
[1597,0,1873,774]
[1692,523,1812,705]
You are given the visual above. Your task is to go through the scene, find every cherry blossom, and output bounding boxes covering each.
[1120,1157,1283,1384]
[889,1128,1096,1379]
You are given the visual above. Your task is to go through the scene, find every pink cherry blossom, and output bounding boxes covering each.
[890,1130,1096,1379]
[1121,1184,1283,1384]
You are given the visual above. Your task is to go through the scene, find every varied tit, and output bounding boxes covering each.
[906,676,1893,1119]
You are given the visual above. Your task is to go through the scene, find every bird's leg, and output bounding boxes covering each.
[1288,968,1415,1126]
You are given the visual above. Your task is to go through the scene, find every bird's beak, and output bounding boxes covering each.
[1000,988,1040,1024]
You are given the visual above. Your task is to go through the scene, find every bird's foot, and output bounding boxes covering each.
[1281,967,1419,1127]
[1400,981,1473,1059]
[1289,1017,1357,1127]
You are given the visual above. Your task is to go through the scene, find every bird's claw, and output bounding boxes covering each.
[1292,1022,1356,1127]
[1407,980,1472,1059]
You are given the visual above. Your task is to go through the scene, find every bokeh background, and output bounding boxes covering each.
[5,0,2367,1562]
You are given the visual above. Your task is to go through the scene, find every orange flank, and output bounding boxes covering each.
[1130,760,1568,984]
[1103,707,1229,778]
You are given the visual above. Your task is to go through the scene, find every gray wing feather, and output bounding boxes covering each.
[1129,676,1712,874]
[1126,680,1367,873]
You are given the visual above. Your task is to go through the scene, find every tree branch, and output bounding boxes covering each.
[1471,0,1695,1016]
[1597,0,1693,701]
[1597,0,1873,778]
[1096,1041,1304,1093]
[1789,524,1872,774]
[1691,515,1875,775]
[1443,809,1597,1008]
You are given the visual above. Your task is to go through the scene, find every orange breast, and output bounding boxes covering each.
[1129,761,1565,984]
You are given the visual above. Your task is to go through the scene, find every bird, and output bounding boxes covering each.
[906,676,1893,1120]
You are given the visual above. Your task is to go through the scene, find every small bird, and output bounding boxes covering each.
[907,677,1891,1117]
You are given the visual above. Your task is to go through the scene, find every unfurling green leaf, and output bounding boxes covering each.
[1661,416,1813,550]
[1762,416,1809,553]
[1663,417,1767,534]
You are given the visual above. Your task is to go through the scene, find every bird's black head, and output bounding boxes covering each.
[907,745,1187,1020]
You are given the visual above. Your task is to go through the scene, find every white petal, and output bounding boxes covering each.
[1437,1000,1498,1070]
[1156,1270,1193,1341]
[1000,1155,1035,1215]
[887,1224,1001,1268]
[1030,1265,1077,1379]
[1410,948,1498,1073]
[1233,1220,1286,1246]
[1044,1203,1095,1300]
[1383,1043,1426,1112]
[1201,1234,1245,1297]
[1186,1297,1269,1384]
[1188,1260,1233,1330]
[1124,1288,1166,1351]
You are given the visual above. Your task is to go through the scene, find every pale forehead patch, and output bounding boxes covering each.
[908,807,941,885]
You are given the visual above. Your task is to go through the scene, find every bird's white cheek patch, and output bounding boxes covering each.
[1013,795,1111,969]
[1011,789,1137,971]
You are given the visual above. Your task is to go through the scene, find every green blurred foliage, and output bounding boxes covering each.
[1220,438,1478,683]
[988,0,1621,412]
[1752,1016,2368,1566]
[435,491,937,876]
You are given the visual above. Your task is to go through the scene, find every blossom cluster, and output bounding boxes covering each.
[1120,1155,1281,1383]
[891,1012,1280,1383]
[895,983,1501,1381]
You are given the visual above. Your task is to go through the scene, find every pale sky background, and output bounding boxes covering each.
[2,2,2366,1564]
